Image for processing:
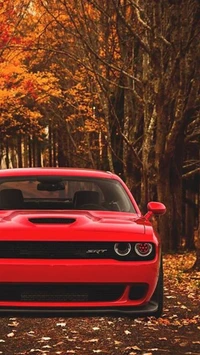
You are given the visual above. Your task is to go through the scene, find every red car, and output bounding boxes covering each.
[0,168,166,317]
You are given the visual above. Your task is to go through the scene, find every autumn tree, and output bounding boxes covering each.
[0,0,199,259]
[37,0,199,251]
[0,0,62,167]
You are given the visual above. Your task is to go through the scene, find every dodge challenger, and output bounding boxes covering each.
[0,167,166,317]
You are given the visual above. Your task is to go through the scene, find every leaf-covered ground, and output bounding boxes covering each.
[0,253,199,355]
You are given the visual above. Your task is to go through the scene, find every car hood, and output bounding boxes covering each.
[0,210,153,241]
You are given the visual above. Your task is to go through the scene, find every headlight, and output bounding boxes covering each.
[134,242,153,257]
[114,242,132,257]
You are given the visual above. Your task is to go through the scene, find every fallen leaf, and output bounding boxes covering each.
[7,332,15,338]
[114,340,122,345]
[180,342,189,347]
[56,322,66,327]
[53,342,64,347]
[83,339,98,343]
[27,331,35,337]
[124,330,131,335]
[8,321,19,327]
[30,349,45,353]
[66,337,77,342]
[125,346,141,351]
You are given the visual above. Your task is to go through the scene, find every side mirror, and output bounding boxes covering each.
[144,201,166,219]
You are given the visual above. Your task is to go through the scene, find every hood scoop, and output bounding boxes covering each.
[28,218,76,224]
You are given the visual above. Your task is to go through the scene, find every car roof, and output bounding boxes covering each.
[0,167,119,180]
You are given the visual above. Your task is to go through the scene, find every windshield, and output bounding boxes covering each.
[0,176,136,213]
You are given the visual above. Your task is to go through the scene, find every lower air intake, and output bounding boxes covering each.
[129,283,148,300]
[0,284,125,302]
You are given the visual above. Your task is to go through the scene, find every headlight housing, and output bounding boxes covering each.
[134,242,153,257]
[114,242,132,256]
[113,242,155,260]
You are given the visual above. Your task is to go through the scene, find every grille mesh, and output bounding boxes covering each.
[0,241,155,260]
[0,241,113,259]
[0,283,125,302]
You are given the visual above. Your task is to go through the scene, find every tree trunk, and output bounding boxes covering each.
[28,136,32,167]
[23,137,28,168]
[53,129,57,167]
[103,100,114,172]
[192,175,200,270]
[57,121,69,167]
[184,187,196,250]
[156,161,172,251]
[5,142,9,168]
[48,118,52,167]
[32,136,36,167]
[17,136,23,168]
[10,145,17,168]
[37,140,42,167]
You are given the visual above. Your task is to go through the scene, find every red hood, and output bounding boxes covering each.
[0,210,153,242]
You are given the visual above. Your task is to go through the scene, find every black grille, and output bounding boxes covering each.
[0,242,155,260]
[0,242,113,259]
[0,283,125,302]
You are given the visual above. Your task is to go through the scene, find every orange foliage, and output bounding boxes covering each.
[0,0,122,156]
[0,0,62,136]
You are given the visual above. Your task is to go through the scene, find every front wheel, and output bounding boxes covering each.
[151,257,164,318]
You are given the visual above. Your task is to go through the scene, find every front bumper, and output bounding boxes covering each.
[0,301,159,317]
[0,258,159,313]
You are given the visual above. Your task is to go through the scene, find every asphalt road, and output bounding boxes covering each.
[0,254,200,355]
[0,291,199,355]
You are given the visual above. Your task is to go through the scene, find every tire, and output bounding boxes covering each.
[151,257,164,318]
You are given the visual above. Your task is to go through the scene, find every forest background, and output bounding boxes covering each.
[0,0,199,262]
